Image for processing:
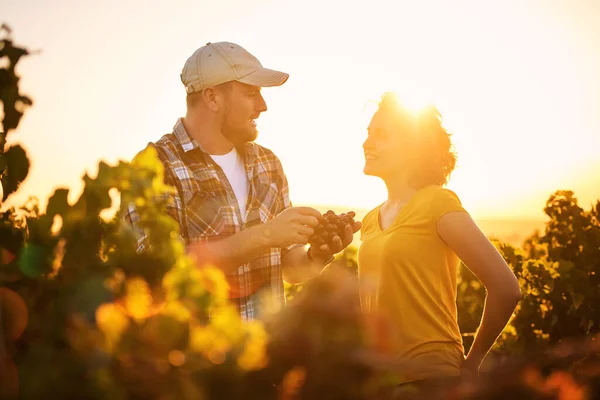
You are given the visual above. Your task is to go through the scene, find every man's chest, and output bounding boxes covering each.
[181,163,283,239]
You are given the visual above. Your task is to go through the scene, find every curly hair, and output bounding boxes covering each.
[376,92,457,188]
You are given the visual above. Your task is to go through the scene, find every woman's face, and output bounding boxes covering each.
[362,110,412,180]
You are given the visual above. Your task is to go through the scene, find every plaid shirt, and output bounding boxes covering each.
[123,119,295,321]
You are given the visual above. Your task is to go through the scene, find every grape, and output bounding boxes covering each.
[308,210,356,248]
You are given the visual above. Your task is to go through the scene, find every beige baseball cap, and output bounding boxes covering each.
[180,42,289,94]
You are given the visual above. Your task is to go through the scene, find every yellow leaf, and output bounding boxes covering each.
[131,145,160,171]
[96,303,130,352]
[237,321,269,371]
[237,339,268,371]
[278,366,306,397]
[161,300,191,323]
[189,324,231,356]
[189,325,215,354]
[197,266,230,300]
[124,277,154,321]
[503,324,517,336]
[211,305,244,344]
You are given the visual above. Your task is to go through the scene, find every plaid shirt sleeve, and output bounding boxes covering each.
[121,146,184,252]
[275,157,304,259]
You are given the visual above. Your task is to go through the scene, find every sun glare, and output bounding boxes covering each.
[397,92,435,115]
[362,88,437,127]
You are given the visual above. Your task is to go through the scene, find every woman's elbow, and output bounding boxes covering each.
[508,274,522,304]
[488,279,522,306]
[504,284,522,307]
[510,286,522,306]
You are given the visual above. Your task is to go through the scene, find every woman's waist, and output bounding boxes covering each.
[388,340,465,382]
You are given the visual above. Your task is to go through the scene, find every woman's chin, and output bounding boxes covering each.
[363,166,380,177]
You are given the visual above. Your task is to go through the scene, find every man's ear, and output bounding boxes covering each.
[202,88,220,112]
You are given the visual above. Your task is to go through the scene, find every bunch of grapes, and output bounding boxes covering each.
[309,210,356,248]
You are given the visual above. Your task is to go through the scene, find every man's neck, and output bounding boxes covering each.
[182,115,234,155]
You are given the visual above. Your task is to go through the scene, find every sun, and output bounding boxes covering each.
[362,85,437,124]
[390,84,439,116]
[398,92,434,115]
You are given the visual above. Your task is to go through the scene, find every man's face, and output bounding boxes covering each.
[218,81,268,145]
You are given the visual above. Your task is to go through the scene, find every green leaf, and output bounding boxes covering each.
[0,38,31,134]
[586,320,594,333]
[69,275,114,323]
[46,188,70,217]
[571,292,584,311]
[18,243,50,277]
[96,161,113,184]
[1,144,30,201]
[0,220,24,253]
[557,261,574,276]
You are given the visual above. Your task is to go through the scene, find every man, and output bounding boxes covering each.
[123,42,361,320]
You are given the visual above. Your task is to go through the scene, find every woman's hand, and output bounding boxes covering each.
[460,355,481,380]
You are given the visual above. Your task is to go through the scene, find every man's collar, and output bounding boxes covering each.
[173,118,204,153]
[173,118,256,162]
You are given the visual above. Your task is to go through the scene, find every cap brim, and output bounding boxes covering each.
[237,67,289,87]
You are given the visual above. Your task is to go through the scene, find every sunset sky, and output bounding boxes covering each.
[2,0,600,220]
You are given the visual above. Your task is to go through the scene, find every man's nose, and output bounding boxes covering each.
[256,93,267,113]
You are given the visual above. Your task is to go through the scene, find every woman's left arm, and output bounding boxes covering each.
[436,211,522,375]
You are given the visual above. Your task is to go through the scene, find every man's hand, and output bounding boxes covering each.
[309,220,362,262]
[262,207,321,248]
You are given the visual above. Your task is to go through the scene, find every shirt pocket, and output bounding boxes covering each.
[182,190,226,239]
[251,181,282,223]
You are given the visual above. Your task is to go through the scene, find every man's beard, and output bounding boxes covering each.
[222,125,257,145]
[221,114,258,145]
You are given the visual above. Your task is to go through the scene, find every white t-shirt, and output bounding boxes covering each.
[210,147,249,222]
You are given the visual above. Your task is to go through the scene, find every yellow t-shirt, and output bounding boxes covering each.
[357,185,467,384]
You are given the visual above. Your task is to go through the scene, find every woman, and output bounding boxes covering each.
[357,92,521,392]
